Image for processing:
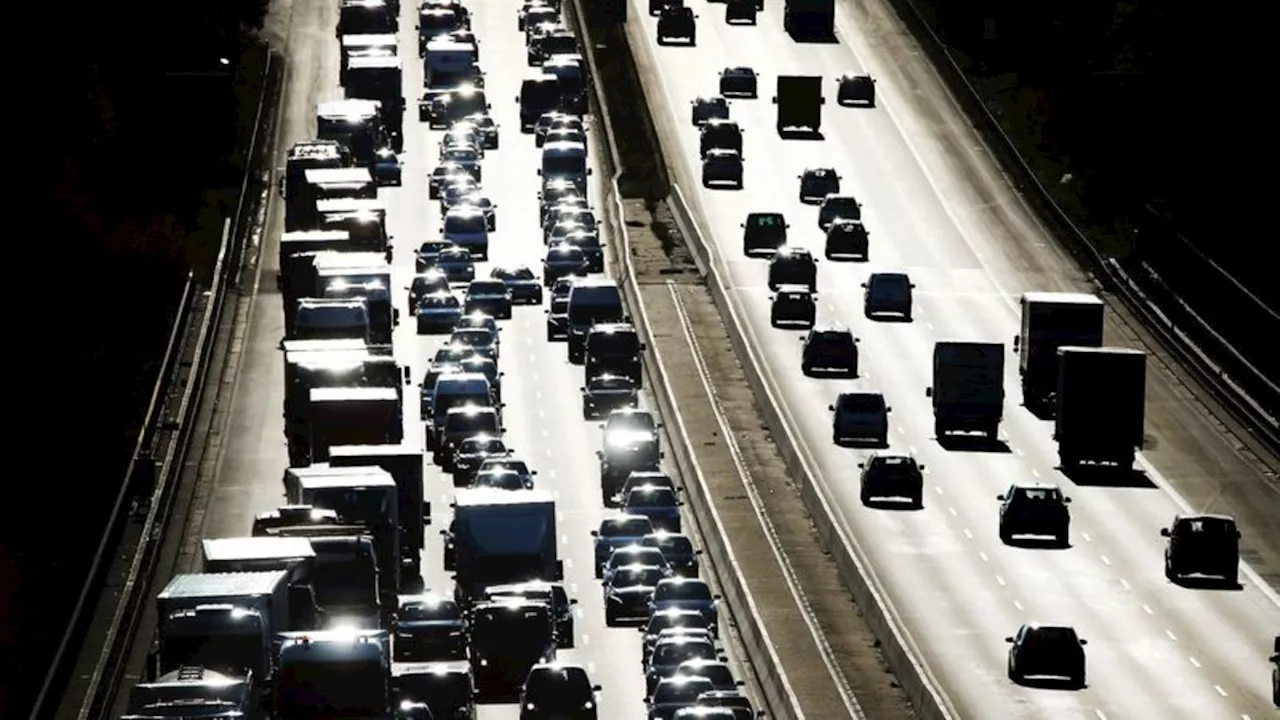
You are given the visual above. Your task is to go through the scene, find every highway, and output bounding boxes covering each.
[176,0,755,717]
[623,1,1280,718]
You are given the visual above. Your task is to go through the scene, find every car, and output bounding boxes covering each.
[558,231,604,273]
[650,578,718,634]
[829,392,890,446]
[603,545,672,585]
[519,662,600,720]
[441,145,482,182]
[545,294,571,341]
[798,167,841,203]
[825,218,870,261]
[534,111,571,145]
[701,149,743,189]
[417,292,464,334]
[472,467,532,490]
[641,610,712,664]
[649,676,717,720]
[456,192,498,231]
[740,212,788,257]
[436,247,477,284]
[430,162,470,199]
[602,407,662,451]
[454,310,500,337]
[449,326,499,362]
[464,279,513,319]
[642,532,701,577]
[582,373,640,418]
[863,271,913,318]
[395,659,476,720]
[837,73,876,106]
[545,217,590,245]
[1160,513,1241,585]
[604,563,669,625]
[407,269,451,309]
[591,516,654,578]
[621,486,683,533]
[817,193,862,230]
[459,354,502,402]
[451,434,510,484]
[769,285,816,328]
[800,326,858,376]
[491,265,544,305]
[415,240,456,272]
[674,659,739,692]
[998,482,1071,546]
[718,67,757,98]
[699,119,742,158]
[1005,623,1087,687]
[615,470,679,506]
[692,690,757,719]
[440,176,482,213]
[485,581,577,649]
[521,4,558,32]
[858,452,925,508]
[645,638,720,695]
[440,128,483,160]
[724,0,756,24]
[539,114,586,148]
[394,593,467,661]
[657,5,698,45]
[544,206,599,239]
[432,342,479,368]
[437,406,503,466]
[463,111,500,149]
[543,244,589,285]
[766,245,817,290]
[539,180,585,221]
[476,456,536,486]
[690,96,729,126]
[443,206,490,260]
[544,127,587,147]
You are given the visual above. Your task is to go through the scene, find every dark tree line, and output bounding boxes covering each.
[3,2,269,716]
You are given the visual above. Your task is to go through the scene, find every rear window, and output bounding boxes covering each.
[549,247,584,260]
[468,281,507,295]
[446,214,486,234]
[444,411,498,433]
[602,517,652,536]
[748,214,783,228]
[647,535,694,555]
[627,488,678,507]
[460,437,505,454]
[1177,517,1236,534]
[838,395,884,412]
[1016,488,1062,502]
[590,376,635,391]
[423,294,459,308]
[653,677,714,703]
[655,581,710,601]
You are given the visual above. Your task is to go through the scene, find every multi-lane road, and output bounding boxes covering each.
[624,1,1280,718]
[153,0,762,717]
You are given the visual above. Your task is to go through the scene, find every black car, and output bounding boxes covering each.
[998,483,1071,546]
[394,594,467,662]
[863,271,913,319]
[464,279,514,319]
[740,212,787,256]
[798,167,841,203]
[837,73,876,106]
[616,470,681,506]
[718,67,757,98]
[485,581,577,649]
[604,564,668,625]
[643,532,701,577]
[519,662,600,720]
[543,245,589,285]
[699,119,743,158]
[766,245,817,291]
[657,5,697,44]
[1271,636,1279,707]
[649,676,716,720]
[545,295,570,341]
[1161,513,1241,585]
[408,269,451,310]
[392,661,476,720]
[690,95,729,126]
[858,453,925,508]
[451,434,509,484]
[585,322,644,385]
[825,218,870,261]
[724,0,756,24]
[693,690,757,719]
[769,286,816,328]
[641,610,712,664]
[830,392,890,446]
[492,265,544,305]
[415,239,456,271]
[582,373,640,418]
[801,326,857,376]
[1005,623,1087,688]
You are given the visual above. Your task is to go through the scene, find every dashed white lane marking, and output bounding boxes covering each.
[1012,600,1023,611]
[1093,711,1108,720]
[1081,532,1092,543]
[1188,656,1201,668]
[978,552,990,563]
[947,506,957,517]
[1142,604,1154,615]
[994,575,1006,587]
[1119,578,1130,590]
[1213,685,1227,697]
[962,528,972,540]
[1100,555,1112,566]
[1029,468,1040,478]
[1164,629,1177,642]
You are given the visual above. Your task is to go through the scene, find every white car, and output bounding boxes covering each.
[443,207,491,261]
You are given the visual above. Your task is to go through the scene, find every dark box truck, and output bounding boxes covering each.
[1014,292,1104,414]
[927,341,1005,440]
[772,75,824,135]
[1054,346,1146,471]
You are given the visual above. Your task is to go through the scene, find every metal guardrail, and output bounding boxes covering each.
[29,51,276,720]
[879,0,1279,451]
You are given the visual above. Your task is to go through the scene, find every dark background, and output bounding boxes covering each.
[4,0,1270,716]
[3,0,267,716]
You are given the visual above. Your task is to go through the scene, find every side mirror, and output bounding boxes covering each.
[735,680,746,686]
[588,168,594,175]
[590,530,599,536]
[1004,636,1014,643]
[570,598,580,605]
[580,386,586,391]
[925,387,933,397]
[885,406,892,412]
[918,464,926,471]
[530,469,538,474]
[857,462,864,468]
[1063,497,1072,503]
[827,404,835,411]
[739,222,745,227]
[771,96,777,104]
[996,494,1006,501]
[713,594,722,600]
[1078,638,1088,645]
[592,684,602,691]
[1159,527,1170,537]
[1012,335,1021,352]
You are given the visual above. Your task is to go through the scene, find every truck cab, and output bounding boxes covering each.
[344,54,405,152]
[315,197,390,255]
[314,254,396,344]
[274,630,390,717]
[329,443,430,580]
[199,537,322,630]
[253,505,342,536]
[542,55,587,114]
[282,141,352,231]
[121,666,253,720]
[1161,513,1241,586]
[316,99,401,186]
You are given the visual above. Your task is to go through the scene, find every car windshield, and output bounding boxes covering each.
[499,267,535,280]
[460,437,505,454]
[612,547,666,566]
[439,250,472,263]
[549,247,584,262]
[647,535,694,555]
[423,294,460,308]
[446,214,486,234]
[469,281,507,295]
[838,395,883,412]
[611,567,666,588]
[871,456,915,470]
[812,332,851,347]
[681,663,734,688]
[870,274,909,293]
[653,678,714,703]
[646,611,704,635]
[445,149,478,164]
[475,471,525,490]
[433,345,472,363]
[444,411,498,434]
[824,197,858,212]
[655,581,711,602]
[1024,626,1078,649]
[452,329,493,346]
[400,598,462,621]
[626,488,678,508]
[606,412,655,432]
[601,517,653,537]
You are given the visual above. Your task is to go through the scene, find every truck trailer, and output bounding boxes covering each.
[783,0,834,37]
[772,75,824,135]
[277,230,357,308]
[1014,292,1104,413]
[199,537,322,630]
[329,443,430,582]
[308,387,404,463]
[449,488,562,606]
[927,341,1005,439]
[281,140,351,232]
[345,54,406,152]
[1054,346,1146,471]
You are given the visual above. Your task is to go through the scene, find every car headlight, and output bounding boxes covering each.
[583,701,594,709]
[525,703,536,710]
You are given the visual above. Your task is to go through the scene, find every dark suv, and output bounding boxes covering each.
[1005,623,1086,688]
[741,212,788,257]
[858,453,925,508]
[767,246,817,290]
[997,483,1071,546]
[801,327,857,376]
[863,271,914,319]
[829,392,889,446]
[519,662,601,720]
[1160,513,1241,585]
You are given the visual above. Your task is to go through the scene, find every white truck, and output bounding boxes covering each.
[200,537,322,630]
[448,488,562,605]
[148,571,290,689]
[273,629,391,718]
[120,666,254,720]
[424,38,478,89]
[308,386,403,463]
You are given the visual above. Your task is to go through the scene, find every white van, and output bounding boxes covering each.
[428,373,498,449]
[443,207,490,260]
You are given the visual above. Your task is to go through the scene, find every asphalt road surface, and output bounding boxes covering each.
[171,0,760,718]
[623,0,1280,718]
